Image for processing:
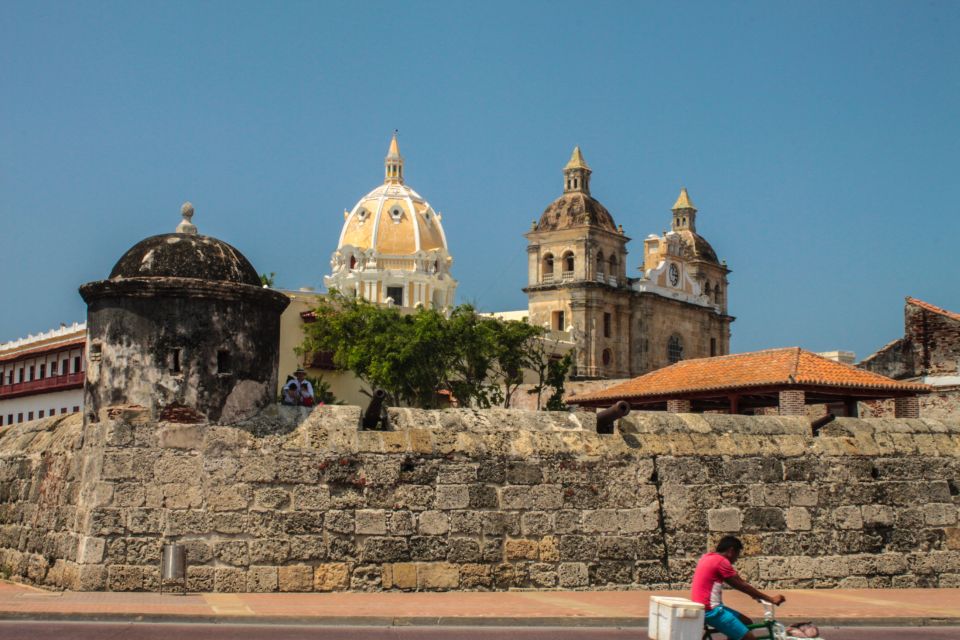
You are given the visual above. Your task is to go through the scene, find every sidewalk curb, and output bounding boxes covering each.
[0,612,958,628]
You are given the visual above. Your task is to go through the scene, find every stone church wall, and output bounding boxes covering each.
[0,407,958,592]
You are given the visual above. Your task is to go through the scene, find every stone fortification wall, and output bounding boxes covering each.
[0,407,958,593]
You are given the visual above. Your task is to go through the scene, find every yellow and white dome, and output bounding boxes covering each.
[325,134,457,309]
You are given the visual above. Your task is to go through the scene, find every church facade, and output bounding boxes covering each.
[524,148,732,379]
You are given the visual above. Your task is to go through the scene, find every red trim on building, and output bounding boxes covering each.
[0,371,84,400]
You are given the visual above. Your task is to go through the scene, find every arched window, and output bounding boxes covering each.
[667,335,684,364]
[602,349,612,367]
[715,285,723,304]
[542,253,554,280]
[349,255,357,269]
[563,251,575,274]
[608,254,617,278]
[704,281,712,297]
[596,251,605,277]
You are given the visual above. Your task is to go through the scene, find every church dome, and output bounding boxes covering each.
[336,134,449,257]
[677,229,719,264]
[108,203,261,286]
[536,192,618,233]
[534,146,618,233]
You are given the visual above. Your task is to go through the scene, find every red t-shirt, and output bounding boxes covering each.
[690,552,738,610]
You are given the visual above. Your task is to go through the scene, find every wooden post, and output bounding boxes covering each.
[728,395,740,415]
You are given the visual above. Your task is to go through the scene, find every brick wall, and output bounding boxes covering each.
[0,407,958,592]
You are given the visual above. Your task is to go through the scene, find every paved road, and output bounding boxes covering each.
[0,622,958,640]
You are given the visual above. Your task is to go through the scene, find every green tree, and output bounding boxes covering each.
[488,318,545,408]
[260,272,276,287]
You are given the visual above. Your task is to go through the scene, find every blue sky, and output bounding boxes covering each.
[2,1,958,359]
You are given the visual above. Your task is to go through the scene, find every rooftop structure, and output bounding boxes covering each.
[569,346,930,417]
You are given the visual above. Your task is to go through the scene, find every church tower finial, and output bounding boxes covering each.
[671,187,697,232]
[563,146,591,195]
[385,130,404,184]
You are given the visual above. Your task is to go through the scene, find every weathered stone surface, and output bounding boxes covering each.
[314,563,350,591]
[2,409,959,594]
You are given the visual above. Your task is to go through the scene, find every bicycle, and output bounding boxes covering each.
[702,600,787,640]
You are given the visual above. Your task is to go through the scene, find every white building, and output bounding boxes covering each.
[0,322,86,426]
[324,133,458,309]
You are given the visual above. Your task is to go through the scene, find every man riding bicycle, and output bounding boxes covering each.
[691,536,786,640]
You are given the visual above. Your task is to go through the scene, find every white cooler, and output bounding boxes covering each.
[648,596,705,640]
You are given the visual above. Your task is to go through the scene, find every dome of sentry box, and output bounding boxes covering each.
[325,133,458,309]
[108,202,262,285]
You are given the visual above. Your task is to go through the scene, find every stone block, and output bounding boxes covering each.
[214,540,249,566]
[387,511,415,536]
[945,528,960,551]
[520,511,555,536]
[187,566,215,592]
[253,487,291,510]
[163,483,203,509]
[539,536,560,562]
[417,562,459,590]
[434,485,470,510]
[447,537,481,563]
[582,509,619,533]
[76,564,107,590]
[108,565,143,591]
[862,505,896,526]
[314,563,350,591]
[788,485,819,507]
[418,511,449,535]
[558,562,589,587]
[529,563,558,587]
[215,567,247,593]
[437,463,478,484]
[211,512,248,534]
[785,507,811,531]
[504,538,539,560]
[355,509,387,535]
[559,535,598,561]
[707,508,742,532]
[154,453,202,485]
[127,509,161,534]
[293,485,331,511]
[449,510,484,534]
[324,510,354,534]
[361,537,409,562]
[616,507,659,533]
[923,503,957,526]
[834,506,864,530]
[77,536,106,564]
[459,563,492,589]
[164,510,209,535]
[389,562,417,590]
[247,566,278,592]
[393,485,435,511]
[289,535,327,561]
[351,564,382,590]
[207,484,251,511]
[249,539,290,564]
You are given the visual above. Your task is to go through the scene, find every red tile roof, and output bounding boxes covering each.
[569,347,930,404]
[907,297,960,322]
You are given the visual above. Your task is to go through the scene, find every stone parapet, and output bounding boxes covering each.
[0,406,958,592]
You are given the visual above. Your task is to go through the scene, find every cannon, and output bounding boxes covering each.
[811,412,836,436]
[361,389,389,430]
[597,400,631,434]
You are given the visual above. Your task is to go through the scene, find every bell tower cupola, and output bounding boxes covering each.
[563,146,591,195]
[671,187,697,232]
[384,130,404,184]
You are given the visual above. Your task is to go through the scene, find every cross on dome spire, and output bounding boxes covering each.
[384,130,404,184]
[563,146,591,195]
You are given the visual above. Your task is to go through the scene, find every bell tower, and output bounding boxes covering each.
[671,187,697,232]
[384,130,404,184]
[563,146,591,194]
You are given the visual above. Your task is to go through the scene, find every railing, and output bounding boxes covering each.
[560,270,574,281]
[0,372,84,399]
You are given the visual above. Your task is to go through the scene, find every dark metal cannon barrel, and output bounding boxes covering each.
[811,412,836,436]
[362,389,388,430]
[597,400,631,434]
